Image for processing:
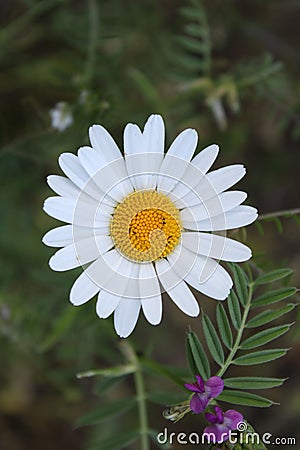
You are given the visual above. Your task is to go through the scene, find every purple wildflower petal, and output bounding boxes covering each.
[223,410,244,430]
[190,392,209,413]
[203,423,230,444]
[184,382,202,393]
[205,405,224,424]
[195,374,205,391]
[214,405,224,423]
[205,412,220,424]
[205,376,224,399]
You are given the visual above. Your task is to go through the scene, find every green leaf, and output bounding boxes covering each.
[252,287,297,307]
[240,323,292,350]
[247,304,297,328]
[216,303,233,349]
[218,389,275,407]
[39,306,78,351]
[223,377,286,390]
[76,364,135,379]
[274,217,283,234]
[141,358,185,387]
[94,376,124,395]
[231,264,248,305]
[148,391,185,406]
[176,36,203,54]
[180,6,205,21]
[227,290,242,330]
[202,314,224,366]
[233,348,289,365]
[184,23,209,40]
[172,52,203,71]
[87,430,139,450]
[255,221,264,235]
[254,268,293,286]
[186,330,210,379]
[77,397,136,427]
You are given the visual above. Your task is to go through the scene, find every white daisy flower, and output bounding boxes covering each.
[43,114,257,338]
[50,102,73,132]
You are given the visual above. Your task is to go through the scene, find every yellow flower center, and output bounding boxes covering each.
[110,190,182,262]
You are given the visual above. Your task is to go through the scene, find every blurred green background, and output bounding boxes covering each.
[0,0,299,449]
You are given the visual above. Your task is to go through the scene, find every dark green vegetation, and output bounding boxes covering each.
[0,1,299,449]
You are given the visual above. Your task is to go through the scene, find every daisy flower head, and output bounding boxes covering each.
[43,114,257,338]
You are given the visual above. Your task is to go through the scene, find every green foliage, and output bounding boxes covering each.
[186,263,296,410]
[0,0,299,449]
[186,329,210,379]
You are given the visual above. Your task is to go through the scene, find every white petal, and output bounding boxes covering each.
[168,249,232,300]
[58,153,100,200]
[43,197,76,223]
[155,258,199,317]
[96,257,140,320]
[47,175,80,198]
[187,259,233,300]
[170,144,218,199]
[96,291,121,318]
[58,153,89,188]
[142,114,165,154]
[182,232,252,262]
[181,191,247,224]
[191,144,219,173]
[125,153,164,191]
[139,263,162,325]
[69,250,123,306]
[91,158,133,203]
[89,124,123,162]
[124,123,143,156]
[157,129,198,193]
[133,114,165,189]
[206,164,246,194]
[186,205,258,231]
[49,235,113,271]
[69,269,101,306]
[44,194,113,230]
[42,225,74,247]
[77,146,107,177]
[114,298,141,338]
[179,164,246,208]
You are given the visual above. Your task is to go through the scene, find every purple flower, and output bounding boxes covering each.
[184,374,224,413]
[204,405,243,444]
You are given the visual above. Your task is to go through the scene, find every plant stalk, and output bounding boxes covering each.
[217,283,254,377]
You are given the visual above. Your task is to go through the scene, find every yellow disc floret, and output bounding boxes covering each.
[110,190,181,262]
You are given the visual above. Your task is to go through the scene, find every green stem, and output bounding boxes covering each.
[122,342,149,450]
[258,208,300,220]
[217,283,254,377]
[134,360,150,450]
[85,0,99,85]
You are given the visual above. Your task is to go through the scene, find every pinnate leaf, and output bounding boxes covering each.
[186,330,210,379]
[216,303,233,349]
[228,290,242,330]
[233,348,289,366]
[252,287,297,307]
[231,263,248,305]
[218,389,275,407]
[247,304,297,328]
[202,314,224,366]
[254,268,293,286]
[240,323,292,350]
[223,376,286,390]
